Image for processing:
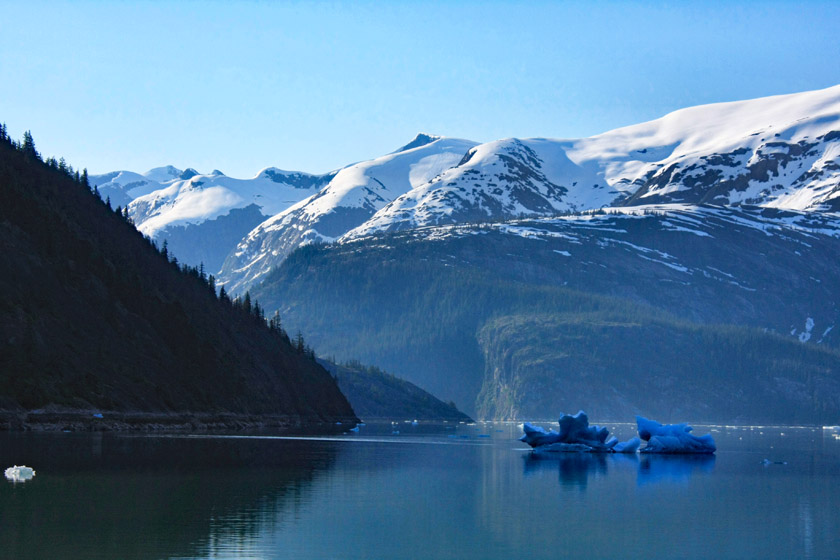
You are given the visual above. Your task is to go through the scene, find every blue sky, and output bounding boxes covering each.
[2,0,839,177]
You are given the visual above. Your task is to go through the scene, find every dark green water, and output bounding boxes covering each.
[1,423,838,559]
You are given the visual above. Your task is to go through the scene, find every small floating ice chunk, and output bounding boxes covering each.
[520,422,562,447]
[5,465,36,482]
[637,416,716,454]
[614,437,642,453]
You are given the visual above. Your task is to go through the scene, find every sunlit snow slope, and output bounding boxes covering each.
[218,134,478,292]
[347,85,840,239]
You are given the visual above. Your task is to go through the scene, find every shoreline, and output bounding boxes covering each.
[0,410,359,433]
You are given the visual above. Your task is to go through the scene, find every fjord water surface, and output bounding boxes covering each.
[1,423,838,559]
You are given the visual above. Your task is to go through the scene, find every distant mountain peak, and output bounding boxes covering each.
[144,165,182,181]
[180,168,199,180]
[394,133,442,153]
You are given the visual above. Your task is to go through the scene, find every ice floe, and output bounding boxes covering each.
[521,411,716,455]
[520,411,638,454]
[636,416,717,454]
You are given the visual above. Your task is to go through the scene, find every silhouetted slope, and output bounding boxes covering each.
[0,134,357,428]
[318,359,472,421]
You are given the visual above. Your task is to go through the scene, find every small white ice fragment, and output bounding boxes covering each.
[5,465,36,483]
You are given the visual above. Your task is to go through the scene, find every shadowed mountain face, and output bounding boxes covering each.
[0,137,356,426]
[250,206,840,423]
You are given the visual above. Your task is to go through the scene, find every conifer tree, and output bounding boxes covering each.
[21,131,40,160]
[269,310,281,331]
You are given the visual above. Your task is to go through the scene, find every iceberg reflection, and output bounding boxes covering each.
[523,449,715,488]
[523,452,611,489]
[637,453,715,486]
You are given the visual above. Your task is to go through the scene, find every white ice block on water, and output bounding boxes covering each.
[5,465,36,482]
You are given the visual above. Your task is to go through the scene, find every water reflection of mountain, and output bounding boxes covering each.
[0,433,341,560]
[522,451,714,489]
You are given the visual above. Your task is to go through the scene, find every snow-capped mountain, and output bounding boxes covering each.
[92,165,333,238]
[217,134,478,293]
[90,165,186,209]
[126,167,333,238]
[90,165,335,273]
[97,85,840,292]
[347,85,840,238]
[346,137,613,237]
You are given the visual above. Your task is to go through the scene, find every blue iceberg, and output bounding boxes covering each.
[520,411,638,453]
[636,416,716,454]
[520,411,716,454]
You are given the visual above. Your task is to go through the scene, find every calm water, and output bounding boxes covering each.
[1,422,839,559]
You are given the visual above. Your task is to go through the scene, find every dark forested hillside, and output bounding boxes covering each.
[318,359,472,422]
[0,129,357,429]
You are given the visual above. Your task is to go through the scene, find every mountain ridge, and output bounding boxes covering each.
[93,84,840,293]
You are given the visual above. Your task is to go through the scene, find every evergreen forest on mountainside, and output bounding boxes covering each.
[252,238,840,424]
[0,127,357,429]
